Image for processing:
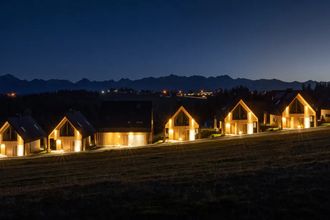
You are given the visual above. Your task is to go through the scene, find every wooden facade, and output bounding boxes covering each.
[96,132,151,147]
[281,93,316,129]
[48,112,95,152]
[0,117,47,157]
[96,101,153,147]
[320,109,330,123]
[224,100,259,135]
[165,106,199,141]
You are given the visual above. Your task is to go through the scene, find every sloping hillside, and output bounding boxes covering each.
[0,128,330,218]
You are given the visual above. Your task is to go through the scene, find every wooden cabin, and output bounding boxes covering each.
[281,93,316,129]
[48,111,96,152]
[223,99,259,135]
[164,106,199,141]
[269,92,317,129]
[320,109,330,123]
[0,116,47,157]
[96,101,153,147]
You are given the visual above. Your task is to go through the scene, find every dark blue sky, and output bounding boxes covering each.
[1,0,330,81]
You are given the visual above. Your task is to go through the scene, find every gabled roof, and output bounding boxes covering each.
[226,99,258,120]
[97,101,152,132]
[218,97,272,121]
[5,116,46,143]
[166,105,200,127]
[64,111,96,137]
[162,102,205,125]
[216,99,239,120]
[271,91,316,115]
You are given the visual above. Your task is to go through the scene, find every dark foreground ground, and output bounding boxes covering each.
[1,128,330,219]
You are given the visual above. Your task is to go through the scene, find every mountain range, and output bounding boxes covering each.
[0,74,319,95]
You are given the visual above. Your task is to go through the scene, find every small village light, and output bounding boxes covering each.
[7,92,17,98]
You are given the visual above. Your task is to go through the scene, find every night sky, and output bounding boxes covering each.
[1,0,330,82]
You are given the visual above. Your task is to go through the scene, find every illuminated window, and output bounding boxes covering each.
[174,111,189,126]
[3,126,17,141]
[60,121,74,137]
[289,99,304,114]
[232,104,247,120]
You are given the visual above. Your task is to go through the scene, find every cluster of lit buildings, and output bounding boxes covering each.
[0,101,153,157]
[0,92,330,157]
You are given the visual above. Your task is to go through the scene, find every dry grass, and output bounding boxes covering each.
[1,128,330,219]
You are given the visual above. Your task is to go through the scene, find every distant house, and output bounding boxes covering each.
[96,101,153,147]
[271,92,316,129]
[48,111,96,152]
[164,106,199,141]
[320,109,330,123]
[0,116,47,157]
[318,100,330,123]
[222,99,259,135]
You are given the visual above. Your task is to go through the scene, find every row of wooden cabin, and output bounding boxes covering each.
[0,101,153,157]
[165,92,320,139]
[0,92,329,157]
[222,92,317,135]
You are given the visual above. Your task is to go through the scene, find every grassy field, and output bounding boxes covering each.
[1,128,330,219]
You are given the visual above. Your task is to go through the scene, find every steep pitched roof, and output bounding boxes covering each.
[166,105,200,127]
[271,91,316,115]
[218,97,271,121]
[6,116,46,143]
[165,104,200,123]
[65,111,96,137]
[97,101,153,132]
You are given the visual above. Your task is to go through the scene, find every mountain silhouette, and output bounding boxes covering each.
[0,74,318,94]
